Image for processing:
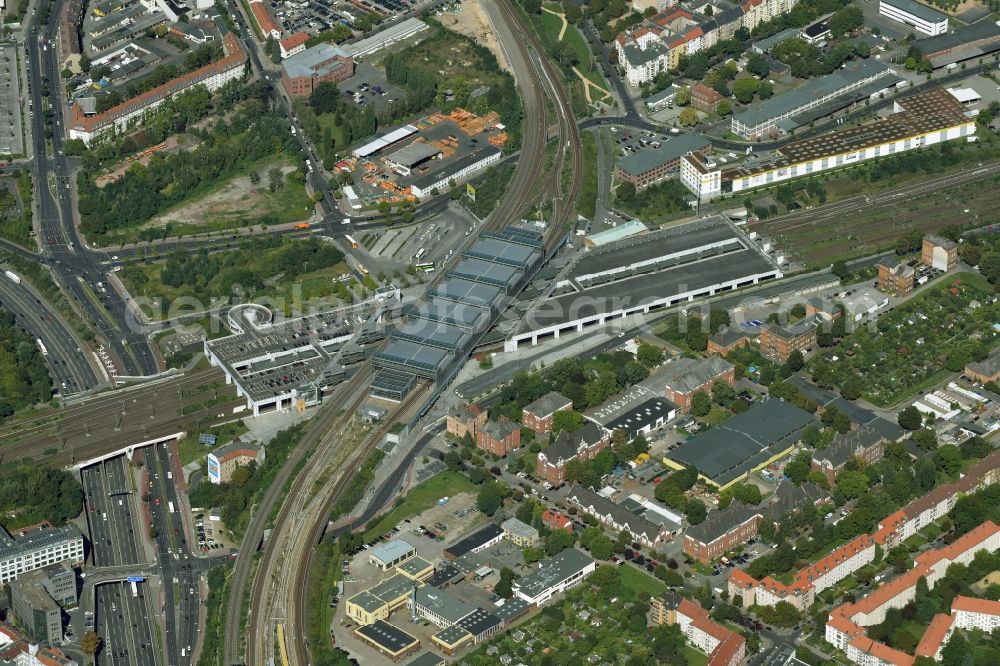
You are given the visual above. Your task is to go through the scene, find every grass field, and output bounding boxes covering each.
[618,563,667,597]
[143,157,314,237]
[753,139,1000,266]
[363,471,476,542]
[685,646,710,666]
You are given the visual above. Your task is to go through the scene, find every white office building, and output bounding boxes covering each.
[879,0,949,36]
[0,526,85,585]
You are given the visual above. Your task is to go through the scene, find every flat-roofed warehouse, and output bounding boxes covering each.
[384,141,443,176]
[504,216,781,351]
[372,226,544,401]
[664,400,815,489]
[353,620,420,661]
[919,18,1000,68]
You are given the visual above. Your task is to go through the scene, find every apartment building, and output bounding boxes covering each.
[922,234,959,271]
[0,622,78,665]
[706,327,750,357]
[676,598,747,666]
[475,418,521,456]
[661,356,735,412]
[541,509,573,532]
[69,32,246,144]
[500,518,540,548]
[826,521,1000,666]
[535,422,610,486]
[616,0,801,86]
[566,484,672,548]
[207,440,265,484]
[691,83,723,113]
[683,502,761,563]
[811,425,887,485]
[521,391,573,435]
[279,31,309,59]
[446,403,487,439]
[878,260,915,296]
[758,319,818,363]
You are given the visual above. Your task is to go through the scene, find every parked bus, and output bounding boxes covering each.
[36,339,48,356]
[345,235,359,248]
[414,247,426,261]
[415,262,435,273]
[167,501,175,514]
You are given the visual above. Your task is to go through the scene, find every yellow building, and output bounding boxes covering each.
[396,556,434,583]
[345,574,418,626]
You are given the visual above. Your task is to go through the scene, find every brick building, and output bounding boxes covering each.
[535,422,610,486]
[541,509,573,532]
[683,502,761,563]
[475,418,521,456]
[207,440,265,484]
[878,260,915,296]
[691,82,724,112]
[280,43,355,97]
[521,391,573,435]
[922,234,958,271]
[706,327,750,357]
[811,425,887,485]
[661,356,735,412]
[758,319,817,363]
[446,403,487,439]
[966,348,1000,384]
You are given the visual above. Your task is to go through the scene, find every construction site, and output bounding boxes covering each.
[338,108,509,206]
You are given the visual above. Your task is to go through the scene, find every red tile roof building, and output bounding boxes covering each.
[676,598,747,666]
[824,521,1000,666]
[541,509,572,532]
[279,31,310,59]
[0,621,79,665]
[731,450,1000,611]
[69,32,246,144]
[248,0,282,39]
[691,83,723,113]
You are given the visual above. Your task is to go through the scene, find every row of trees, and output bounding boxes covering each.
[0,310,52,421]
[78,99,298,236]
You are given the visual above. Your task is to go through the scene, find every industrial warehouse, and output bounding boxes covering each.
[681,87,978,200]
[371,226,546,401]
[340,109,507,206]
[503,215,782,351]
[204,289,398,415]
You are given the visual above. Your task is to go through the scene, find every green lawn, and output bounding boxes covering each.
[362,471,477,542]
[685,646,710,666]
[618,563,667,597]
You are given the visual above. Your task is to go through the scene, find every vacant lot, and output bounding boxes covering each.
[362,471,477,541]
[146,159,312,235]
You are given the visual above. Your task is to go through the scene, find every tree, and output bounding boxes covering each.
[268,167,285,193]
[636,342,663,368]
[712,379,737,406]
[732,77,760,103]
[249,170,260,185]
[784,452,812,485]
[898,405,922,430]
[552,409,584,434]
[841,379,862,401]
[476,482,504,516]
[675,86,692,106]
[691,391,711,417]
[786,350,804,372]
[980,252,1000,284]
[495,567,516,598]
[544,528,575,556]
[835,470,869,504]
[716,99,732,116]
[760,600,801,628]
[933,444,962,477]
[829,5,863,37]
[747,54,770,78]
[81,631,102,655]
[679,108,699,126]
[686,498,708,525]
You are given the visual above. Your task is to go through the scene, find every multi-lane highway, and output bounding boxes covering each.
[82,457,159,666]
[144,441,203,666]
[0,270,100,393]
[24,0,159,376]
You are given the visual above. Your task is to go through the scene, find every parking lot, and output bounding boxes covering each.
[274,0,434,35]
[193,511,233,553]
[341,62,406,109]
[0,45,23,156]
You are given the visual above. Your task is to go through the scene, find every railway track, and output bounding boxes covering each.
[756,162,1000,236]
[221,365,376,665]
[281,385,428,666]
[238,378,427,665]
